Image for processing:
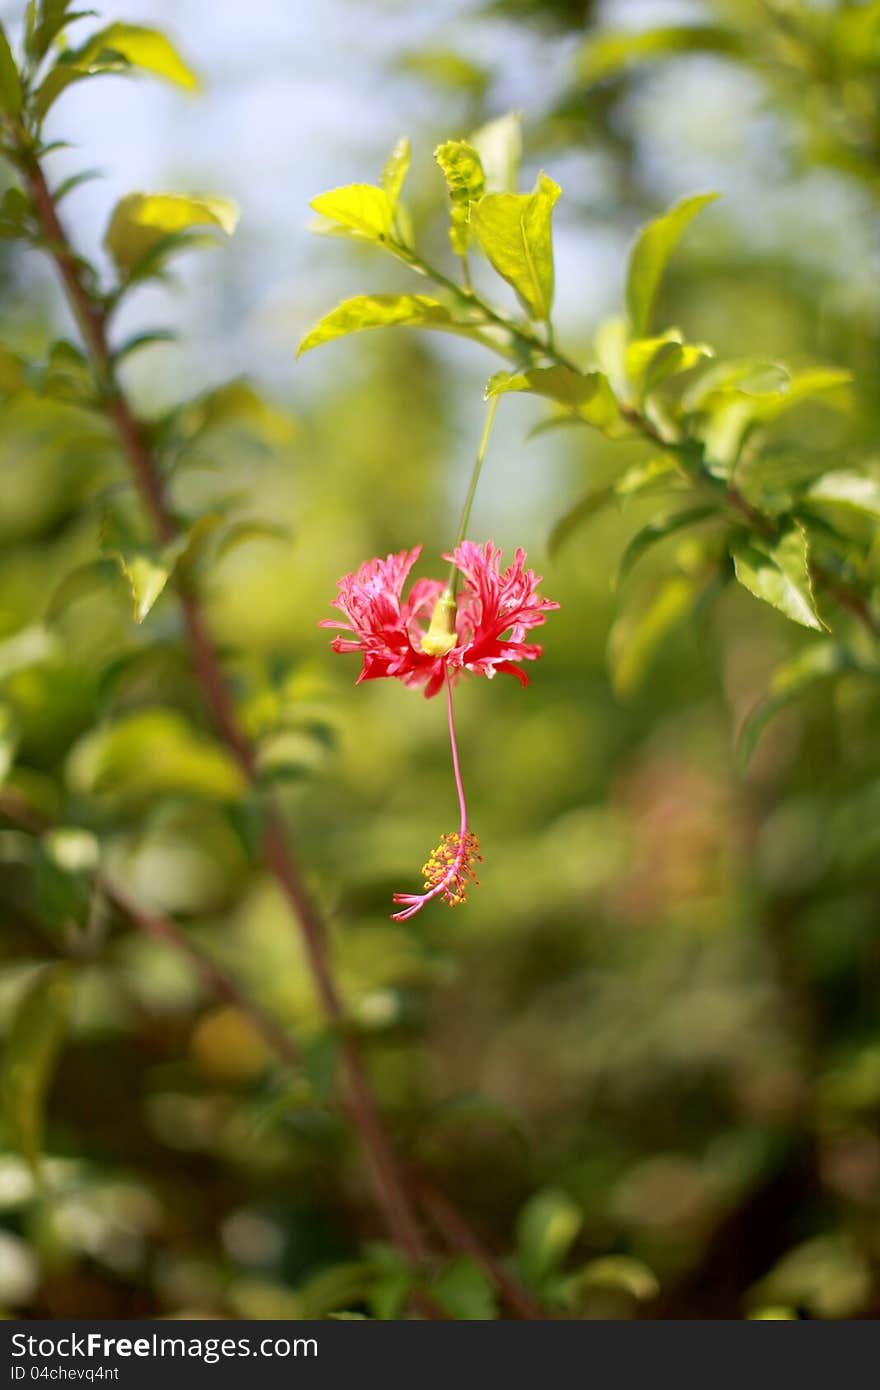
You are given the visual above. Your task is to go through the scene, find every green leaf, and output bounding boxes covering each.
[548,486,616,557]
[470,173,560,321]
[0,342,27,393]
[805,471,880,520]
[112,549,175,623]
[609,572,702,697]
[470,111,522,194]
[566,1256,660,1304]
[73,22,198,90]
[430,1257,497,1321]
[2,964,73,1173]
[67,708,247,802]
[298,294,477,357]
[625,330,713,402]
[626,192,719,336]
[435,140,486,256]
[0,23,23,116]
[46,558,119,621]
[105,192,238,272]
[0,703,19,785]
[681,358,790,413]
[516,1189,583,1284]
[618,505,718,584]
[310,184,395,244]
[577,25,742,83]
[486,365,625,434]
[380,137,410,209]
[396,49,489,96]
[731,527,824,631]
[616,455,682,498]
[27,1,94,61]
[738,640,849,767]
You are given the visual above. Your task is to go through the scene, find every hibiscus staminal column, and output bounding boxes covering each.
[391,668,482,922]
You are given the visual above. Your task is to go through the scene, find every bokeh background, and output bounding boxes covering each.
[1,0,879,1318]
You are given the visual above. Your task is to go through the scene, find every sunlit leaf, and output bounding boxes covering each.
[0,704,19,785]
[105,192,238,272]
[516,1188,583,1284]
[804,471,880,520]
[486,364,625,434]
[578,24,742,83]
[298,294,478,357]
[626,192,719,336]
[0,23,23,116]
[73,22,198,90]
[470,111,522,193]
[731,527,824,630]
[2,965,73,1173]
[310,184,395,244]
[380,137,410,209]
[435,140,485,256]
[471,173,560,321]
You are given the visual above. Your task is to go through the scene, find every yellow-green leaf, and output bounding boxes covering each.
[0,22,22,116]
[310,184,395,244]
[76,22,198,90]
[2,964,73,1173]
[470,111,522,194]
[516,1189,583,1284]
[731,527,824,631]
[381,137,410,209]
[298,294,473,357]
[486,365,626,435]
[67,708,247,802]
[609,573,701,696]
[105,192,238,271]
[626,192,719,336]
[435,140,485,256]
[470,173,560,321]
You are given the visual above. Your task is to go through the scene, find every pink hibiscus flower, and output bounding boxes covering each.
[322,541,558,920]
[322,540,558,698]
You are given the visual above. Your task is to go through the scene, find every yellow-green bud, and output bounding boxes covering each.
[420,591,458,656]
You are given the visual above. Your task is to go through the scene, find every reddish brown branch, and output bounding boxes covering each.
[21,152,429,1267]
[413,1177,547,1321]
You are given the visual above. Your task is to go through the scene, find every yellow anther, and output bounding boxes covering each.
[420,591,458,657]
[421,829,482,908]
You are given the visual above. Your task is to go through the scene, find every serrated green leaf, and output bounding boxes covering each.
[310,184,395,244]
[73,22,198,90]
[618,505,718,584]
[0,23,22,116]
[548,486,615,557]
[380,137,410,209]
[738,640,849,766]
[2,964,73,1173]
[105,192,237,272]
[609,572,702,697]
[298,294,476,357]
[486,364,627,436]
[577,24,742,83]
[626,192,719,336]
[67,708,247,802]
[731,527,824,631]
[804,471,880,520]
[435,140,485,256]
[471,173,560,321]
[516,1189,583,1284]
[470,111,521,194]
[430,1257,497,1321]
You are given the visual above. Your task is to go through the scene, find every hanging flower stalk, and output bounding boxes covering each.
[322,538,558,919]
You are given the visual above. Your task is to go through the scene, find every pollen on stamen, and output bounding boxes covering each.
[421,830,482,907]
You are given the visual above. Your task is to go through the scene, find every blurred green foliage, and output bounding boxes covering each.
[0,0,878,1321]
